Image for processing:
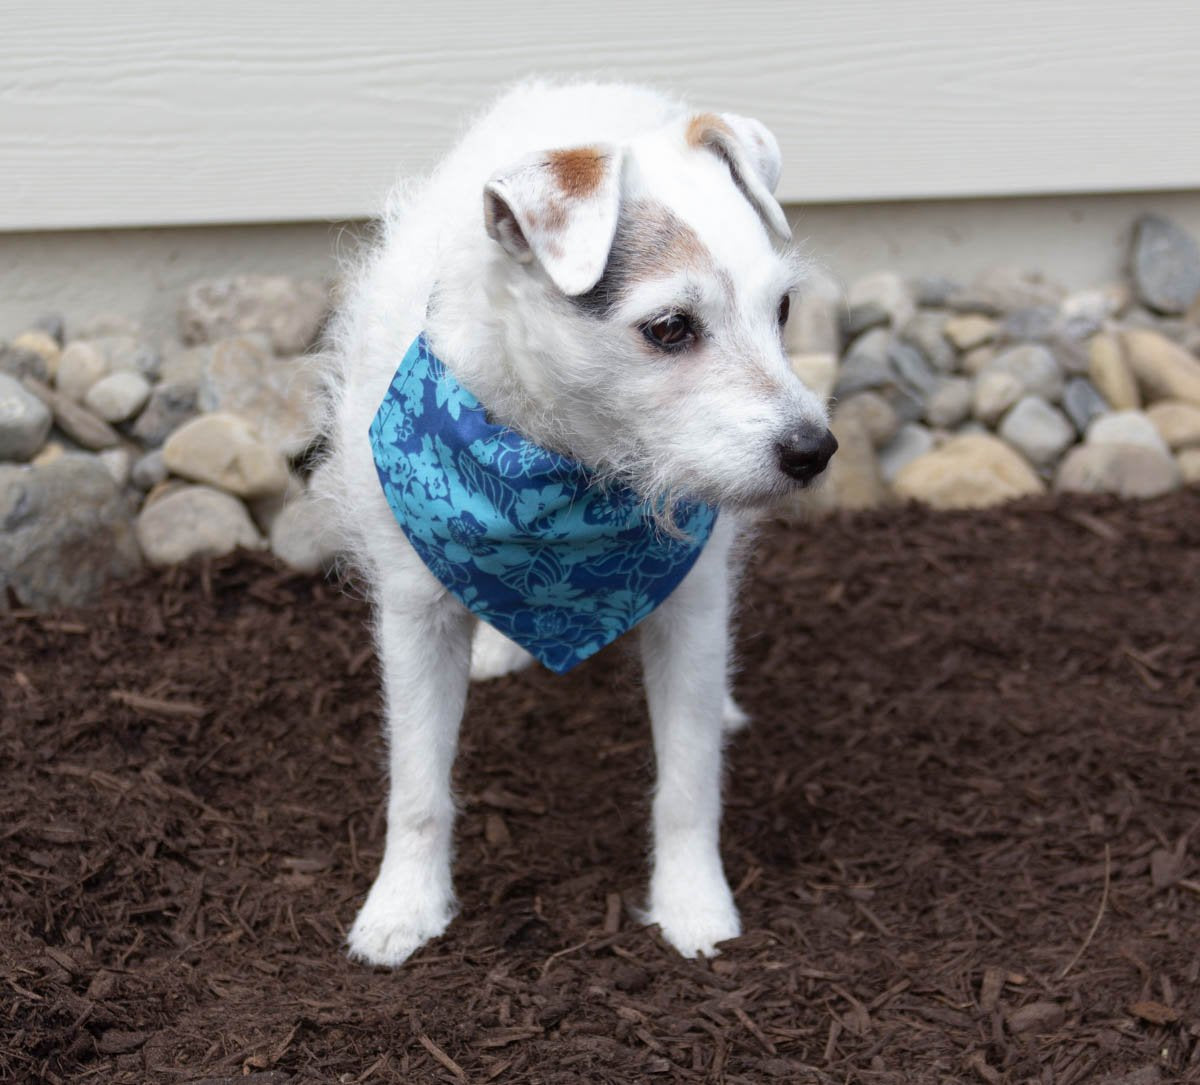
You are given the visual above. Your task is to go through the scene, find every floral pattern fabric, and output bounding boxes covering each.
[368,335,718,673]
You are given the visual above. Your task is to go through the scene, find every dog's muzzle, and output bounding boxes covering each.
[776,428,838,484]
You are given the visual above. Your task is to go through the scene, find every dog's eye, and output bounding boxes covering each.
[778,295,791,327]
[642,313,696,350]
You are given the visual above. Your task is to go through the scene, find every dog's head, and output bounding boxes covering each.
[479,110,835,510]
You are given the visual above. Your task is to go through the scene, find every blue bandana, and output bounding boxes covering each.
[368,335,718,673]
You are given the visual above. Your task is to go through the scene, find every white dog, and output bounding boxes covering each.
[315,80,836,966]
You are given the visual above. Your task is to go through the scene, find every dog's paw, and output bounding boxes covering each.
[645,882,742,958]
[721,692,750,733]
[346,890,454,968]
[469,623,536,681]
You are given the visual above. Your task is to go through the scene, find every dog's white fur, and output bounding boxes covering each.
[315,80,830,966]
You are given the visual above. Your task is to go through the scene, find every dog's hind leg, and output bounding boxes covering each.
[639,517,743,958]
[469,621,536,681]
[347,557,474,968]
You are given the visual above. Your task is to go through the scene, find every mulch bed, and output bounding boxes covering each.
[3,492,1200,1084]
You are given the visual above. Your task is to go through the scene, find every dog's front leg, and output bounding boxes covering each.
[347,562,473,968]
[640,519,742,958]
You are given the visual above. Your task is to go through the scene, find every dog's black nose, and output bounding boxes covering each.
[776,428,838,483]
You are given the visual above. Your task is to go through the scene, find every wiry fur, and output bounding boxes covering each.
[313,80,832,966]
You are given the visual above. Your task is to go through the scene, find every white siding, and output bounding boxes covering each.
[3,1,1199,231]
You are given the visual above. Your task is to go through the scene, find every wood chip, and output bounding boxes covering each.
[979,966,1005,1012]
[1128,1000,1180,1026]
[1006,1000,1065,1034]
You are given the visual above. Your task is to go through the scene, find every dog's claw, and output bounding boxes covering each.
[646,881,742,958]
[347,892,454,968]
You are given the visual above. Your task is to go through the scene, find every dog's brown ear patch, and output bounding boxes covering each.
[685,112,734,149]
[547,148,607,199]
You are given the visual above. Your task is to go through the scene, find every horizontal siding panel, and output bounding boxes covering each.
[2,1,1199,230]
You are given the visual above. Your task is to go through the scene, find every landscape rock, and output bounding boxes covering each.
[74,314,142,339]
[268,492,339,573]
[1060,284,1129,339]
[1062,378,1110,435]
[0,454,141,608]
[834,329,892,397]
[899,311,956,372]
[87,335,160,379]
[11,330,62,379]
[996,305,1058,344]
[54,341,109,401]
[130,449,168,491]
[1178,448,1200,485]
[943,314,997,351]
[998,395,1075,468]
[1056,443,1180,499]
[1088,333,1140,410]
[83,371,151,423]
[135,484,264,565]
[1086,409,1171,456]
[162,412,290,498]
[948,268,1065,315]
[924,377,972,429]
[31,442,66,467]
[785,294,841,356]
[789,353,838,401]
[130,382,199,447]
[818,413,889,511]
[1129,213,1200,315]
[179,275,329,355]
[0,373,53,461]
[98,447,132,486]
[893,433,1045,509]
[878,423,934,482]
[844,271,915,336]
[960,345,996,376]
[911,274,959,308]
[158,343,211,386]
[834,391,900,449]
[985,343,1064,402]
[197,335,317,455]
[22,378,121,451]
[1121,328,1200,406]
[33,314,65,344]
[973,370,1024,426]
[1145,400,1200,449]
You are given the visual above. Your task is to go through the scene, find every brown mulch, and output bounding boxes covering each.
[3,492,1200,1085]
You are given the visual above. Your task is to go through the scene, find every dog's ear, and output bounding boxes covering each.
[686,113,790,242]
[483,145,624,296]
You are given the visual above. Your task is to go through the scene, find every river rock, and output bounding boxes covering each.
[973,370,1024,426]
[789,353,838,401]
[11,331,62,379]
[819,413,889,510]
[1087,333,1140,409]
[1056,443,1180,499]
[22,378,121,451]
[0,454,142,608]
[129,382,198,447]
[197,335,317,455]
[1146,400,1200,449]
[162,412,290,498]
[0,374,53,461]
[834,391,899,448]
[1130,213,1200,315]
[985,344,1064,402]
[1121,328,1200,406]
[269,492,339,573]
[878,423,934,482]
[90,335,160,379]
[785,294,841,356]
[1178,448,1200,485]
[948,268,1065,315]
[55,341,109,401]
[899,311,956,372]
[835,329,892,396]
[892,433,1045,509]
[997,395,1074,468]
[83,371,151,423]
[130,449,168,491]
[924,377,972,429]
[179,275,329,355]
[98,447,132,486]
[1062,378,1110,435]
[1086,409,1171,456]
[943,314,997,351]
[135,484,264,565]
[844,271,915,336]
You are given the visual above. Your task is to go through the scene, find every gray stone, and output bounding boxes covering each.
[1086,409,1170,456]
[0,344,50,384]
[1062,378,1110,435]
[833,391,899,449]
[74,314,142,339]
[948,267,1065,315]
[0,454,141,608]
[785,293,841,356]
[158,343,212,386]
[55,341,109,401]
[34,314,65,345]
[898,311,956,372]
[135,484,264,565]
[22,378,121,451]
[98,447,132,486]
[179,275,329,355]
[0,374,53,461]
[129,382,199,447]
[130,449,168,491]
[996,305,1058,344]
[83,371,151,423]
[197,335,317,456]
[1130,213,1200,315]
[997,395,1075,468]
[887,339,938,399]
[833,329,892,397]
[90,335,160,380]
[268,492,339,573]
[878,423,935,483]
[973,370,1024,426]
[10,331,62,380]
[162,412,291,498]
[911,275,960,308]
[843,271,915,337]
[985,344,1064,402]
[924,377,973,429]
[1055,443,1180,499]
